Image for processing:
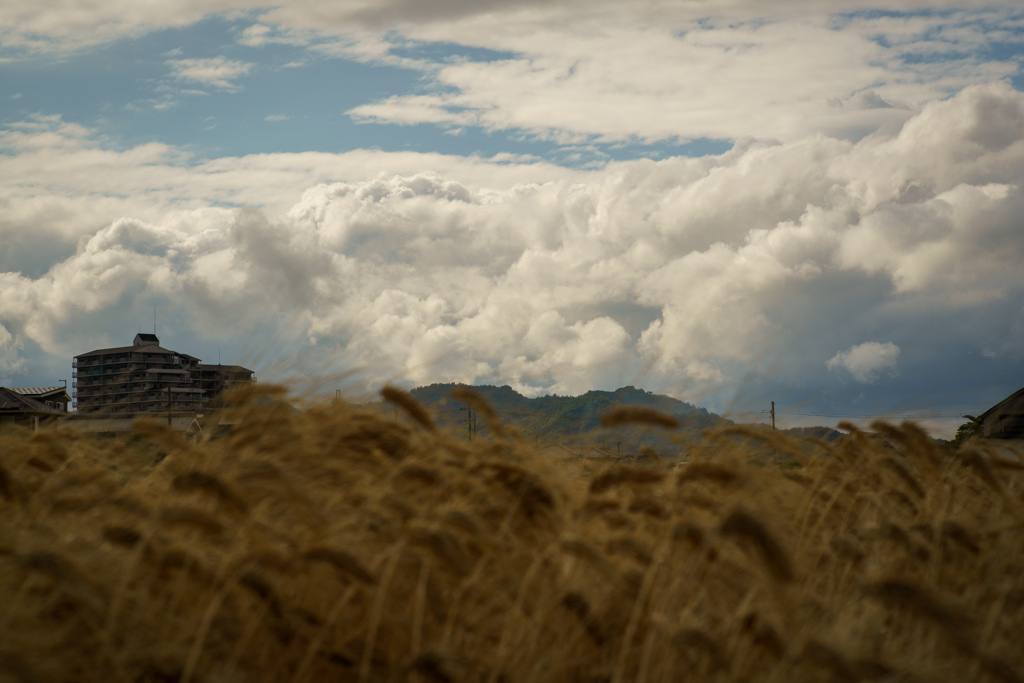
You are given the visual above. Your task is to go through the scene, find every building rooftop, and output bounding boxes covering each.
[980,386,1024,420]
[11,386,66,396]
[980,386,1024,439]
[0,388,61,413]
[76,343,177,358]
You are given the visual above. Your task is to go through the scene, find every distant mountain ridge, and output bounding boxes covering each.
[406,383,729,457]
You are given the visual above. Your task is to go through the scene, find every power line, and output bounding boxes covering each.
[776,410,969,419]
[435,403,971,423]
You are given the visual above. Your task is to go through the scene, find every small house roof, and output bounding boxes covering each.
[11,386,67,398]
[0,388,62,413]
[979,386,1024,439]
[979,387,1024,421]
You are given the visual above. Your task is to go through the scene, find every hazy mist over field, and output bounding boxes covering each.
[3,1,1024,434]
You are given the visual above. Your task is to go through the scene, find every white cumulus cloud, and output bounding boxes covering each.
[827,342,902,384]
[1,83,1023,411]
[0,324,25,376]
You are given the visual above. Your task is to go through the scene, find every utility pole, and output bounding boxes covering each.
[167,385,172,426]
[771,401,776,430]
[461,405,474,441]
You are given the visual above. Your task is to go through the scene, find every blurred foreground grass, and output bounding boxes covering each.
[1,384,1023,683]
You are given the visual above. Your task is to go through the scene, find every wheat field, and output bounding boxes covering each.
[1,384,1022,683]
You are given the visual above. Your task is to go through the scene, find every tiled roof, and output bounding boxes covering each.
[11,386,65,396]
[0,388,59,413]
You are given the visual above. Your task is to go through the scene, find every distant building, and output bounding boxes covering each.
[193,364,257,405]
[980,387,1024,439]
[10,386,71,413]
[0,387,63,430]
[72,333,254,415]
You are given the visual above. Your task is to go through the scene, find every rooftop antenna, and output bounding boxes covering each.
[154,307,157,335]
[219,348,221,365]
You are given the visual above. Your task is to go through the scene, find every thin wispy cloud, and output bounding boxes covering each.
[347,12,1023,144]
[168,56,253,90]
[239,23,309,47]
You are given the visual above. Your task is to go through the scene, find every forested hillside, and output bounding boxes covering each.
[404,384,728,458]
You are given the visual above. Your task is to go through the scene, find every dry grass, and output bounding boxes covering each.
[0,384,1023,682]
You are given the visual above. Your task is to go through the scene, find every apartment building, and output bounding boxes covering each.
[73,333,254,415]
[193,364,256,400]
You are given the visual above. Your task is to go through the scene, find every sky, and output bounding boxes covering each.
[2,0,1024,436]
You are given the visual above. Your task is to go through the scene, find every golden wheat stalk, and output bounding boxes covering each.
[381,385,436,432]
[718,507,794,583]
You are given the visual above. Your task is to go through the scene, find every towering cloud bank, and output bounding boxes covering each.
[2,83,1022,409]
